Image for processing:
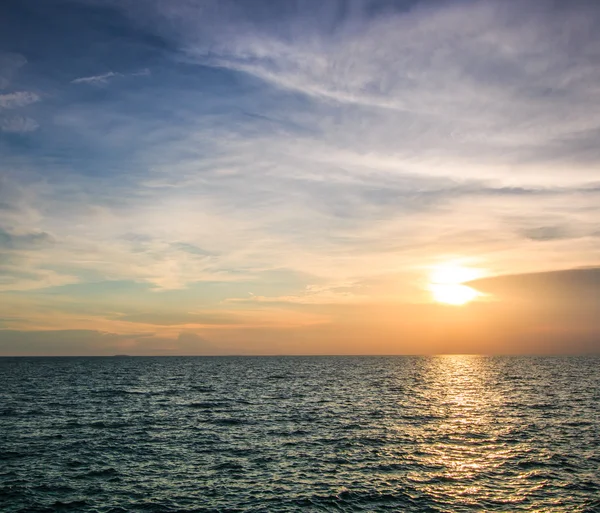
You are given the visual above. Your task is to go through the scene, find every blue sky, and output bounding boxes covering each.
[1,0,600,354]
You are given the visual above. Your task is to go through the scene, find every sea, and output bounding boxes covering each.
[1,356,599,512]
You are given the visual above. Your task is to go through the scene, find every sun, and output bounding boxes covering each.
[430,283,480,305]
[428,264,483,306]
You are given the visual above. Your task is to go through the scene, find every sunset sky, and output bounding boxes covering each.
[1,0,599,355]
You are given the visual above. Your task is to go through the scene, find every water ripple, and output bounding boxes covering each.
[1,355,599,512]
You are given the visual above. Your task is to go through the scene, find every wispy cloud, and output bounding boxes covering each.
[71,68,150,85]
[0,115,39,132]
[71,71,120,85]
[123,0,600,183]
[226,282,370,305]
[131,68,150,77]
[0,91,40,109]
[0,54,40,131]
[0,52,27,90]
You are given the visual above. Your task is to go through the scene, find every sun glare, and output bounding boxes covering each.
[429,264,483,305]
[430,283,480,305]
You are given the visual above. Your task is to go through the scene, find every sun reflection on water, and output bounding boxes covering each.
[407,355,537,508]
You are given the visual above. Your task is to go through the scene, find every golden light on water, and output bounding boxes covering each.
[428,264,483,305]
[415,355,519,505]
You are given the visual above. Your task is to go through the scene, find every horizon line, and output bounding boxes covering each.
[1,353,598,358]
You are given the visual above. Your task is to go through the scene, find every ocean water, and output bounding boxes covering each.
[1,356,599,512]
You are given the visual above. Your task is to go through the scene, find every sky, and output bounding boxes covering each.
[1,0,599,355]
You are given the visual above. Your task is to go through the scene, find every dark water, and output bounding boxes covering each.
[1,356,599,512]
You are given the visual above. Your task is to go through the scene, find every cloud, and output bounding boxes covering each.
[0,228,54,249]
[132,68,150,77]
[173,331,218,354]
[0,329,158,356]
[71,69,150,85]
[0,328,228,356]
[111,0,600,183]
[71,71,120,84]
[0,56,40,132]
[520,225,573,242]
[0,116,39,133]
[0,329,121,355]
[0,267,78,292]
[0,53,27,89]
[226,282,369,305]
[0,91,40,109]
[3,109,598,294]
[115,310,252,326]
[469,267,600,305]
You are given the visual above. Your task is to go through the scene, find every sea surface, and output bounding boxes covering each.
[1,356,599,512]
